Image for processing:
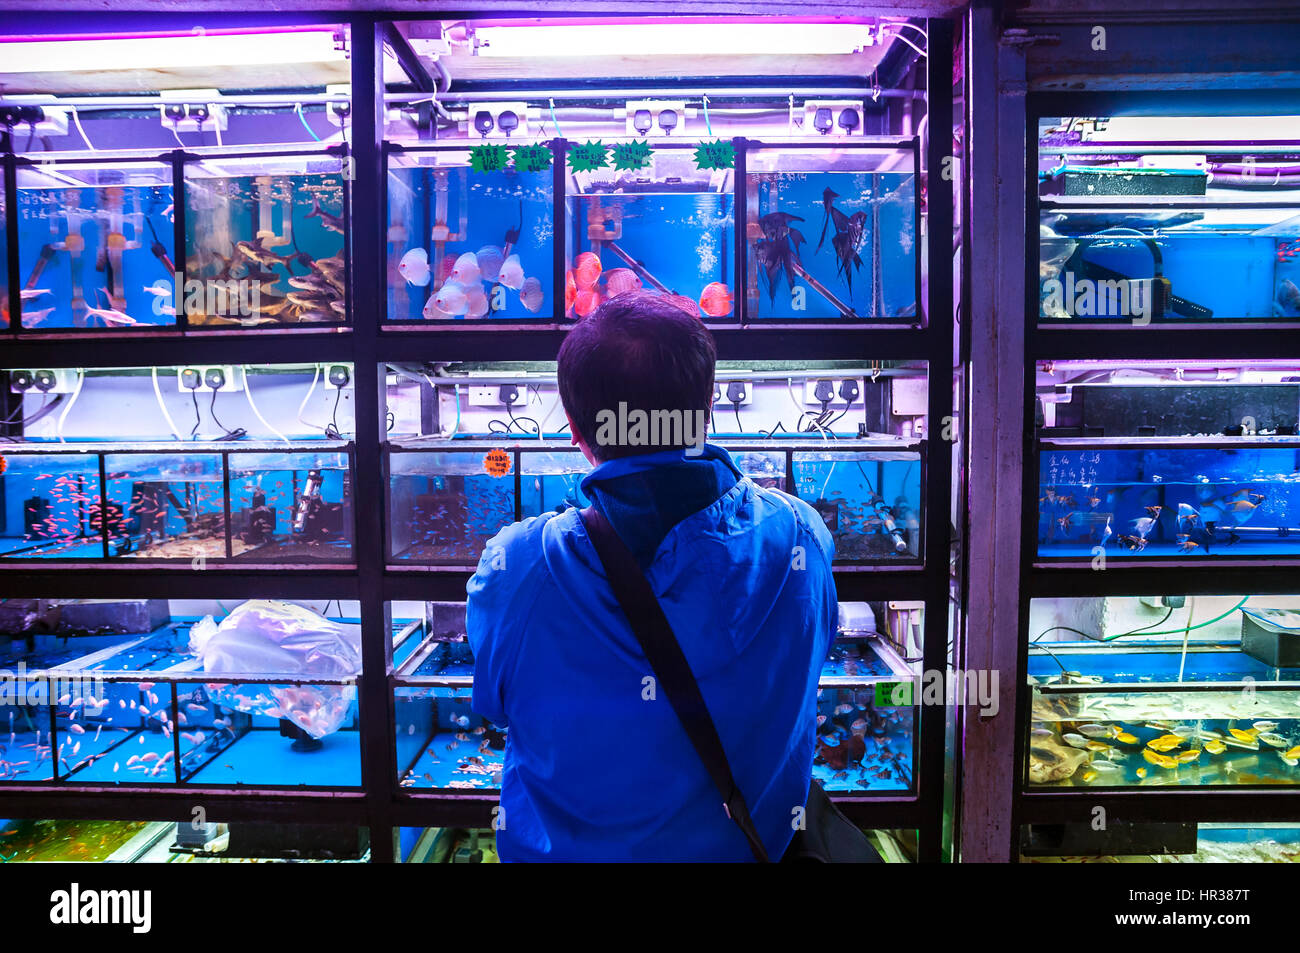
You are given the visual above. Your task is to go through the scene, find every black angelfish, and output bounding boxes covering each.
[754,211,806,303]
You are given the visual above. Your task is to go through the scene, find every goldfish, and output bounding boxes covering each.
[450,252,481,286]
[699,282,734,317]
[476,245,505,283]
[519,276,544,313]
[603,267,642,298]
[573,251,602,290]
[499,254,525,290]
[398,247,431,286]
[574,288,602,318]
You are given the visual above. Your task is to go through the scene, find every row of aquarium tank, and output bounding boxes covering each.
[1027,594,1300,791]
[0,361,927,567]
[0,596,919,797]
[1034,360,1300,562]
[0,139,920,330]
[1036,114,1300,325]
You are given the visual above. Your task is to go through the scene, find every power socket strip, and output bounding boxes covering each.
[9,368,81,395]
[177,366,242,394]
[804,379,864,407]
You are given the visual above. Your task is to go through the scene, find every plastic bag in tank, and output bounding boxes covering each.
[188,600,361,738]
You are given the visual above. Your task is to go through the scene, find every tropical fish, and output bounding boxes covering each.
[1225,500,1258,512]
[1078,724,1112,739]
[235,238,288,268]
[464,285,490,319]
[1114,731,1138,744]
[1144,505,1162,518]
[754,211,806,303]
[1175,535,1200,553]
[1062,733,1088,749]
[1136,767,1148,778]
[815,188,839,254]
[477,245,505,284]
[1204,739,1227,755]
[20,307,55,325]
[450,252,481,286]
[1081,769,1098,782]
[1276,278,1300,315]
[1098,516,1113,547]
[519,276,544,313]
[398,248,431,286]
[1133,516,1157,538]
[307,197,346,234]
[20,289,51,301]
[699,282,734,317]
[573,252,602,291]
[565,270,577,314]
[574,288,602,318]
[1252,721,1279,732]
[1176,502,1200,528]
[1258,732,1289,749]
[603,267,641,298]
[1283,745,1300,761]
[1085,740,1110,752]
[499,254,525,290]
[1175,748,1202,763]
[1142,748,1178,769]
[1117,534,1147,551]
[664,294,702,318]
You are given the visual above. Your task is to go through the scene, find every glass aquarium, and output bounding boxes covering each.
[1036,115,1300,324]
[566,143,733,320]
[0,443,354,565]
[792,448,923,562]
[1036,438,1300,561]
[228,449,353,563]
[183,147,348,328]
[1027,594,1300,789]
[386,145,554,322]
[744,144,919,322]
[14,155,176,331]
[392,599,917,795]
[0,599,362,787]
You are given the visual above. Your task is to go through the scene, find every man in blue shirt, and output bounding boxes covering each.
[467,291,837,861]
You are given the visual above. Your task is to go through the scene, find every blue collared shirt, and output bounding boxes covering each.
[467,444,836,861]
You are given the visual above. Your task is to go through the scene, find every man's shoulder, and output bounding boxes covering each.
[467,508,575,609]
[743,481,836,562]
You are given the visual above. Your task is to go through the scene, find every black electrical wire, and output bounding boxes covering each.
[209,390,246,441]
[733,401,743,433]
[324,387,344,440]
[189,390,202,439]
[1032,606,1175,644]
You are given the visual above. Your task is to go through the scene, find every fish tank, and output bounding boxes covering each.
[1027,594,1300,789]
[0,442,354,565]
[565,141,733,320]
[0,174,8,329]
[12,153,176,332]
[1021,823,1300,862]
[386,440,923,567]
[0,599,364,788]
[743,142,920,322]
[386,144,555,323]
[792,447,924,562]
[392,600,918,795]
[183,146,349,329]
[1036,115,1300,324]
[1036,438,1300,561]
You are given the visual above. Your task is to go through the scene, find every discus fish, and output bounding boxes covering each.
[519,276,544,313]
[451,252,481,286]
[499,254,525,290]
[398,247,431,286]
[603,267,642,298]
[698,282,734,317]
[573,251,602,290]
[476,245,505,284]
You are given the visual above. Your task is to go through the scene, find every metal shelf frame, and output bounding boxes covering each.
[0,11,958,863]
[1012,84,1300,855]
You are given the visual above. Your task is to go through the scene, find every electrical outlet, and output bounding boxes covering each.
[624,100,690,137]
[467,385,504,407]
[324,364,353,390]
[178,366,241,394]
[159,89,228,133]
[10,368,79,394]
[720,381,752,405]
[805,379,864,407]
[467,101,531,139]
[798,99,864,137]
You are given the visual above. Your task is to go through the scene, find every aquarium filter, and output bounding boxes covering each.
[1241,608,1300,668]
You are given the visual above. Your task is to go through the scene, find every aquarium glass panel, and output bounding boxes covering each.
[792,450,922,561]
[816,685,913,793]
[744,146,918,321]
[15,159,175,331]
[184,151,347,328]
[103,452,226,561]
[0,451,105,559]
[388,449,516,565]
[396,685,505,791]
[387,147,554,322]
[1037,115,1300,324]
[566,146,733,320]
[229,450,353,563]
[518,450,589,517]
[1037,439,1300,560]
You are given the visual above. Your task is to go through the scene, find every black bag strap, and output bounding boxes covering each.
[579,505,770,863]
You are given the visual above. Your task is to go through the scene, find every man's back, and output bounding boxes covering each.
[467,447,836,862]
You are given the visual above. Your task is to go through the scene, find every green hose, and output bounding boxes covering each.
[1101,596,1250,641]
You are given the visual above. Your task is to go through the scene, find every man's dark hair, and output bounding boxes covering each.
[557,290,716,461]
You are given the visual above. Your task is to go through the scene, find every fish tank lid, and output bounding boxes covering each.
[3,438,352,453]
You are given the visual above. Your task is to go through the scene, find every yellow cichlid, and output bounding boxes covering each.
[1136,767,1148,778]
[1142,748,1178,769]
[1229,727,1260,744]
[1175,749,1202,763]
[1283,745,1300,761]
[1081,769,1098,782]
[1114,731,1139,744]
[1204,740,1227,755]
[1085,740,1110,752]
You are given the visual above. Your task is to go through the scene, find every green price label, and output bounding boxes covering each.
[468,144,511,174]
[693,139,735,171]
[567,140,611,173]
[511,144,553,173]
[611,140,655,171]
[874,680,915,707]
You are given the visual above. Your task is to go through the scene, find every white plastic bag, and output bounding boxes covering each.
[189,600,361,738]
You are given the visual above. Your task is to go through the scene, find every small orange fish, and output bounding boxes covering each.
[574,288,602,318]
[603,267,642,298]
[564,270,577,314]
[573,252,602,290]
[698,282,734,317]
